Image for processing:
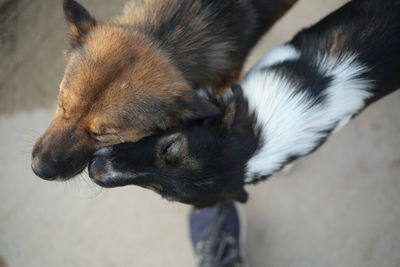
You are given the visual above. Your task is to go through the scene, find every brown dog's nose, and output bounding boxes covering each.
[31,159,58,181]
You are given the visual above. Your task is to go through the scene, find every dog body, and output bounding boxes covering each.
[31,0,297,180]
[89,0,400,207]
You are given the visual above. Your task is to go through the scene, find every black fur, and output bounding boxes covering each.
[290,0,400,104]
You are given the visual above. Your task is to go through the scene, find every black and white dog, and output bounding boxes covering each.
[89,0,400,208]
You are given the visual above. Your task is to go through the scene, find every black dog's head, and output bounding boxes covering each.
[88,86,259,207]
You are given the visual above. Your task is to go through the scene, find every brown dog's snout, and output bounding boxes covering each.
[31,122,95,180]
[31,140,93,180]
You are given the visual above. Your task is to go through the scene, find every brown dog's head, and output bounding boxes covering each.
[31,0,218,180]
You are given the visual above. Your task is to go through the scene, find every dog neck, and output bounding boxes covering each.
[241,45,373,183]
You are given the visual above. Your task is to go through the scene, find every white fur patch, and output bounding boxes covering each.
[99,160,151,183]
[243,49,372,183]
[105,163,150,181]
[105,170,144,181]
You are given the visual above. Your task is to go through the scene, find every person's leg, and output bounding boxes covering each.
[189,202,246,267]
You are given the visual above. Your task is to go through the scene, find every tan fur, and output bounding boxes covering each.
[325,27,353,57]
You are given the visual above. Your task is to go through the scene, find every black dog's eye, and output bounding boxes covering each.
[160,139,176,156]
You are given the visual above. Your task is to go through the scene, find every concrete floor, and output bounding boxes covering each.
[0,0,399,266]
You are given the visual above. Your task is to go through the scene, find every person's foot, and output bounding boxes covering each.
[189,202,246,267]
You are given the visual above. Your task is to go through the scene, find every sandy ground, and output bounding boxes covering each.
[1,0,400,266]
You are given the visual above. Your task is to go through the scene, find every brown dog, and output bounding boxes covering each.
[32,0,297,180]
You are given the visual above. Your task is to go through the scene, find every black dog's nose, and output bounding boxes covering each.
[88,156,108,182]
[31,160,58,180]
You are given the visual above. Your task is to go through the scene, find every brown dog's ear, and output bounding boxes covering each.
[63,0,97,47]
[172,91,220,123]
[220,96,237,129]
[219,84,246,129]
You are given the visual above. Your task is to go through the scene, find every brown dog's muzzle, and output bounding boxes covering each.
[31,120,95,180]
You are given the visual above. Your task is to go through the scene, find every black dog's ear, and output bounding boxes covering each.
[235,188,249,203]
[63,0,97,47]
[172,91,221,123]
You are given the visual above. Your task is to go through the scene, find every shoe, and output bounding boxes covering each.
[189,201,246,267]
